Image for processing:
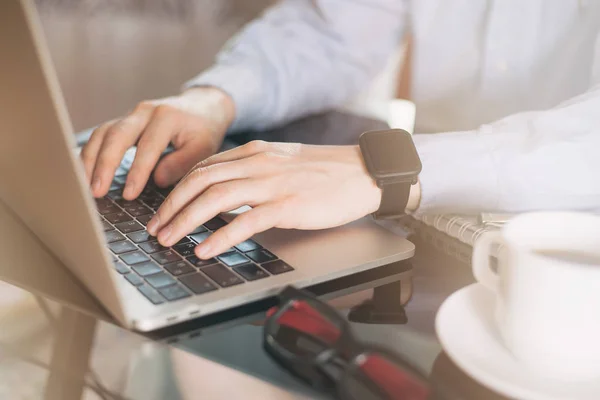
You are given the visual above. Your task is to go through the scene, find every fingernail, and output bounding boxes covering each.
[92,177,102,193]
[159,226,172,244]
[147,216,159,235]
[196,244,211,259]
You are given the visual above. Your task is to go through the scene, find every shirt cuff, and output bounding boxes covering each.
[413,130,500,214]
[183,65,262,133]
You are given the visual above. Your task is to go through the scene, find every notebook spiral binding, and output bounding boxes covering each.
[399,214,500,265]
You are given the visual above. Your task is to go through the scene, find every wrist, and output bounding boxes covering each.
[354,143,421,215]
[181,86,236,131]
[406,179,421,213]
[352,145,383,214]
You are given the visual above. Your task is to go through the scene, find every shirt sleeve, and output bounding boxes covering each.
[414,84,600,214]
[185,0,408,132]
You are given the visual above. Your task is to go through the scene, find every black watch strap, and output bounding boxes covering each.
[373,180,411,220]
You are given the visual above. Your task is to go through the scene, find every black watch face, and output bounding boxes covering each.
[360,130,421,180]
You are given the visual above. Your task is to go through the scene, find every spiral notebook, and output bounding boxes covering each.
[396,213,509,264]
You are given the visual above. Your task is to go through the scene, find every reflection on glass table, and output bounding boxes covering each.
[0,282,311,400]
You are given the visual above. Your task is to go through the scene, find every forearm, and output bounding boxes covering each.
[414,85,600,214]
[185,0,407,133]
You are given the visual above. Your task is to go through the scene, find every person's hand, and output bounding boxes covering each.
[146,141,384,259]
[80,87,235,199]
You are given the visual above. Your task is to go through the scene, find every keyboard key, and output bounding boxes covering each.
[190,231,211,244]
[145,272,177,289]
[218,252,251,267]
[137,214,154,226]
[105,230,125,243]
[95,198,113,209]
[107,190,123,200]
[115,199,140,208]
[204,217,227,231]
[139,241,168,254]
[113,261,129,274]
[201,264,244,287]
[101,220,114,232]
[139,192,161,202]
[98,204,121,216]
[114,220,144,234]
[152,250,182,265]
[164,261,195,276]
[131,261,162,276]
[173,242,196,257]
[138,285,164,304]
[262,260,294,275]
[140,185,156,195]
[190,225,208,235]
[234,264,269,281]
[125,273,144,286]
[156,186,174,197]
[235,239,262,253]
[158,284,191,301]
[105,212,133,224]
[246,249,277,264]
[186,255,219,268]
[124,205,153,217]
[141,196,164,209]
[108,240,137,254]
[127,230,154,243]
[176,237,192,245]
[179,273,218,294]
[120,251,150,265]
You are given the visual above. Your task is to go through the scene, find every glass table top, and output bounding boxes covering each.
[0,235,506,400]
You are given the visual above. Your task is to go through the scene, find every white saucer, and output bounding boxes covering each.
[435,283,600,400]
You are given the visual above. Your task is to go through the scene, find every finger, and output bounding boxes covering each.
[153,138,213,188]
[123,106,180,200]
[148,153,272,235]
[80,122,113,187]
[185,139,270,174]
[155,179,268,247]
[91,111,151,197]
[195,203,281,259]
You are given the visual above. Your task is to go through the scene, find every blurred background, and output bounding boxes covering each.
[36,0,274,131]
[35,0,406,132]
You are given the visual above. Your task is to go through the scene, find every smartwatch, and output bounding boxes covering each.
[358,129,422,219]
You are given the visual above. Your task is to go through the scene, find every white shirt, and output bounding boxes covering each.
[187,0,600,214]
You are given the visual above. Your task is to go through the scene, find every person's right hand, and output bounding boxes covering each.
[80,87,235,200]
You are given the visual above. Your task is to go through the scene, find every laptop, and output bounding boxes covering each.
[0,0,414,331]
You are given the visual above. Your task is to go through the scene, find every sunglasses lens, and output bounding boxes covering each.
[269,299,343,358]
[340,353,430,400]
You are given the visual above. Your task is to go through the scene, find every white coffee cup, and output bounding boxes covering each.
[472,211,600,381]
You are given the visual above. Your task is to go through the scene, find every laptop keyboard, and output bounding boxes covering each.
[97,175,293,305]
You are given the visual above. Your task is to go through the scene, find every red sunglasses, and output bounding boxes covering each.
[264,286,431,400]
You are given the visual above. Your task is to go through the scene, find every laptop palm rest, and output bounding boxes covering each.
[0,198,113,322]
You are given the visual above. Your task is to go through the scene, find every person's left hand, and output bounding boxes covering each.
[146,141,382,259]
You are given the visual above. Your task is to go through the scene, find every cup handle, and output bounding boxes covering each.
[472,231,504,293]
